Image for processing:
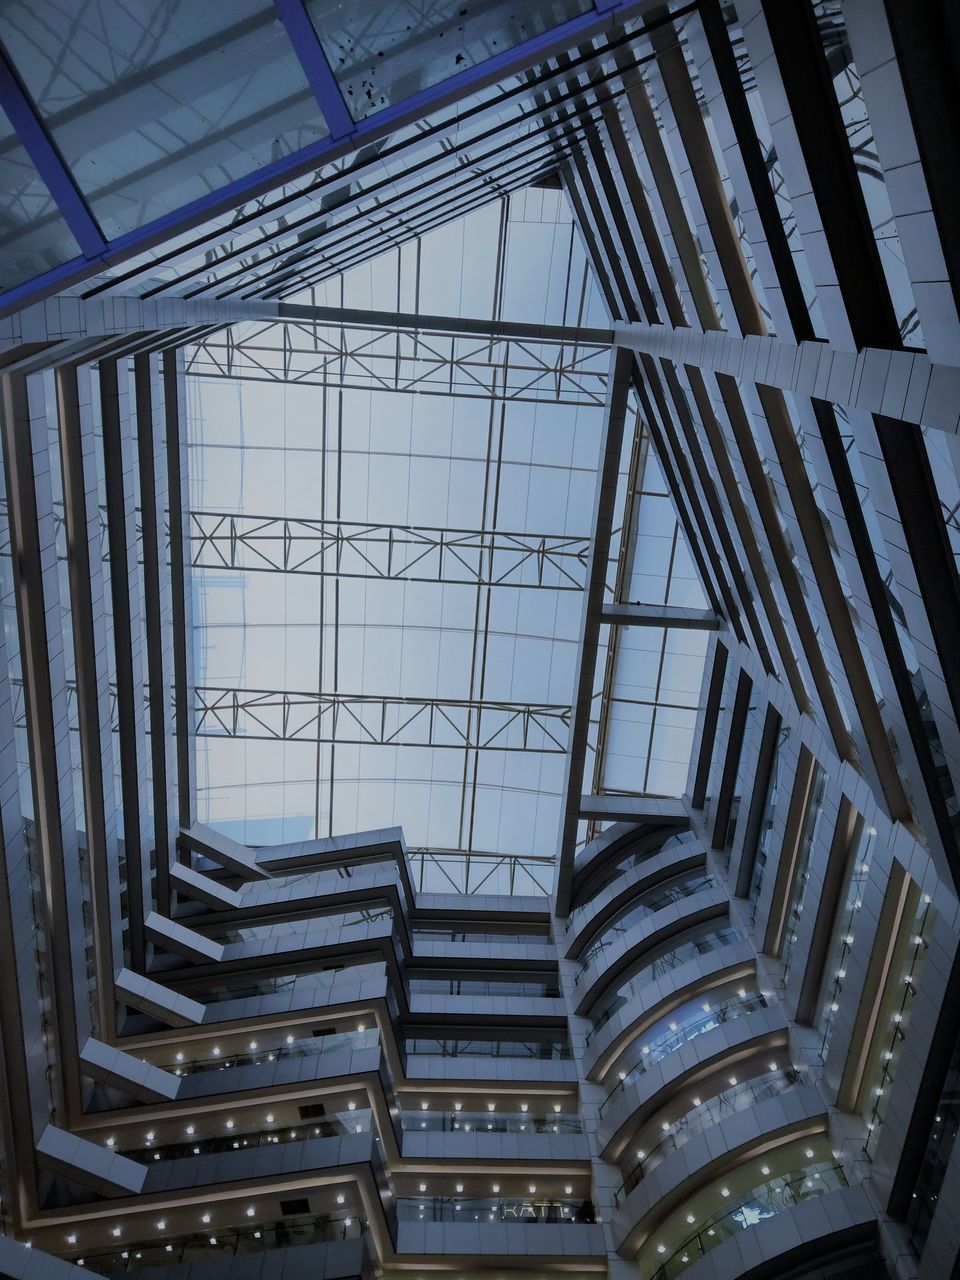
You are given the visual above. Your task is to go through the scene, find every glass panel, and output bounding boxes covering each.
[304,0,593,122]
[0,104,79,288]
[0,1,328,238]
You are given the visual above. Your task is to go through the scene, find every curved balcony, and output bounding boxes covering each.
[613,1086,829,1255]
[616,1066,804,1197]
[583,939,757,1082]
[574,886,732,1017]
[597,1004,790,1157]
[568,814,691,915]
[561,838,707,959]
[642,1183,873,1280]
[573,869,717,979]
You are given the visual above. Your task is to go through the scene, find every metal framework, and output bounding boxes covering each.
[186,322,609,405]
[191,512,591,590]
[195,687,571,753]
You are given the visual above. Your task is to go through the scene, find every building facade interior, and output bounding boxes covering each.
[1,1,960,1278]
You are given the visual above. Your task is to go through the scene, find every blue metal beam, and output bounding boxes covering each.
[0,0,665,317]
[272,0,354,140]
[0,50,106,259]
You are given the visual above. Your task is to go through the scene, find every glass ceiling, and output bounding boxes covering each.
[186,185,708,893]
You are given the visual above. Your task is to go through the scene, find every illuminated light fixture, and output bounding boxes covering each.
[249,1040,257,1050]
[805,1148,815,1158]
[520,1103,528,1112]
[642,1046,650,1055]
[245,1206,255,1218]
[761,1165,770,1175]
[336,1194,345,1205]
[487,1102,495,1111]
[212,1047,221,1057]
[691,1097,701,1107]
[145,1131,155,1142]
[155,1221,166,1231]
[286,1034,294,1044]
[111,1227,121,1238]
[225,1120,234,1130]
[175,1052,183,1062]
[661,1122,670,1132]
[529,1184,537,1194]
[737,988,747,998]
[553,1103,561,1113]
[348,1101,356,1111]
[668,1022,678,1032]
[636,1150,646,1160]
[492,1183,500,1193]
[420,1101,428,1110]
[454,1102,462,1112]
[201,1214,211,1224]
[686,1214,695,1224]
[701,1002,710,1012]
[657,1244,666,1254]
[618,1072,627,1081]
[265,1114,273,1124]
[564,1185,573,1195]
[357,1023,365,1032]
[837,969,846,979]
[729,1076,738,1086]
[768,1062,777,1071]
[66,1235,77,1245]
[456,1183,464,1193]
[419,1183,427,1192]
[720,1187,730,1197]
[105,1137,115,1147]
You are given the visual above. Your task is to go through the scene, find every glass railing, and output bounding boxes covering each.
[408,976,560,998]
[650,1162,848,1278]
[405,1036,572,1059]
[190,961,383,1005]
[68,1212,361,1273]
[587,925,742,1045]
[397,1196,591,1224]
[413,929,550,944]
[215,906,393,944]
[615,1068,802,1201]
[124,1112,372,1164]
[400,1110,583,1135]
[576,873,716,980]
[599,991,768,1116]
[166,1027,379,1075]
[570,833,694,924]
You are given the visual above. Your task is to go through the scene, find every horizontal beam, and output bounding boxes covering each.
[191,513,591,590]
[578,793,690,822]
[196,687,571,753]
[599,602,720,628]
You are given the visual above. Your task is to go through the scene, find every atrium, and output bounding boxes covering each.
[0,2,958,1279]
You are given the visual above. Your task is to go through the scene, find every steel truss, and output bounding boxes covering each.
[195,687,570,752]
[190,512,590,590]
[185,321,609,405]
[12,680,571,754]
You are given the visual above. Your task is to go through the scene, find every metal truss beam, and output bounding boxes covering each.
[186,321,609,405]
[194,688,571,753]
[190,512,591,590]
[12,681,572,754]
